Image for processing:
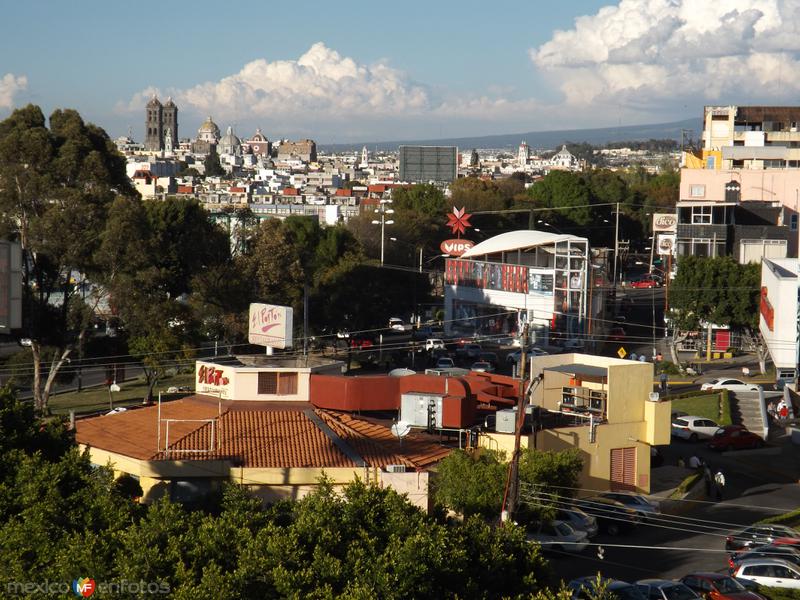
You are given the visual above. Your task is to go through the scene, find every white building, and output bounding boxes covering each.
[759,258,798,385]
[443,231,604,344]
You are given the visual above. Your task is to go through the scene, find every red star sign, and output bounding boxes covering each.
[446,206,472,237]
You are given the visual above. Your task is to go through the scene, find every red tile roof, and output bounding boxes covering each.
[75,396,452,471]
[282,187,299,196]
[335,188,353,197]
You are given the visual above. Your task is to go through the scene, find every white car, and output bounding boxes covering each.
[388,318,408,331]
[733,558,800,589]
[700,378,761,393]
[527,520,589,553]
[672,415,720,441]
[506,347,548,364]
[424,338,445,351]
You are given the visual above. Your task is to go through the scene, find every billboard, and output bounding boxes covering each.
[196,361,232,398]
[657,234,676,255]
[248,303,293,349]
[0,240,22,334]
[652,213,677,233]
[399,145,457,183]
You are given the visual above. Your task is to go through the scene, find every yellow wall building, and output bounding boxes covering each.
[481,353,671,495]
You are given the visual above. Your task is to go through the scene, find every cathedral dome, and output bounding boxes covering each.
[219,126,241,156]
[197,116,221,143]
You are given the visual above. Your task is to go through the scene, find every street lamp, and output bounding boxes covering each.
[371,199,394,265]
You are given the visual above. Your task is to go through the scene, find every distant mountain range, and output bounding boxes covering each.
[319,118,701,153]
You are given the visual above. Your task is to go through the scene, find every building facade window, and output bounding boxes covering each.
[257,372,298,395]
[689,185,705,198]
[792,214,798,231]
[691,206,712,224]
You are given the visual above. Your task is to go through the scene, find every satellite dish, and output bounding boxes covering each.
[648,392,660,402]
[391,421,411,439]
[109,383,121,392]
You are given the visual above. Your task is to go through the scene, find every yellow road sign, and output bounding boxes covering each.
[617,347,627,359]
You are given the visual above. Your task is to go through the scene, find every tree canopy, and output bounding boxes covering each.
[0,387,563,599]
[669,256,761,331]
[0,105,136,413]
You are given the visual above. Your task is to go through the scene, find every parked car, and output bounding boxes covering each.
[506,347,548,365]
[575,496,640,536]
[672,415,720,442]
[630,275,662,289]
[708,425,765,452]
[556,508,599,538]
[456,343,482,360]
[434,357,455,369]
[349,337,374,350]
[568,577,647,600]
[527,520,589,553]
[700,378,761,393]
[729,545,800,573]
[424,338,445,351]
[388,317,408,331]
[726,525,800,551]
[470,361,495,373]
[732,558,800,589]
[680,572,763,600]
[599,492,661,521]
[635,579,699,600]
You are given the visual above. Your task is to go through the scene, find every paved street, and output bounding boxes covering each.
[547,435,800,585]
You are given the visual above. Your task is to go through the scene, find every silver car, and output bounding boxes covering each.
[733,558,800,589]
[600,492,661,521]
[527,520,589,554]
[556,508,599,538]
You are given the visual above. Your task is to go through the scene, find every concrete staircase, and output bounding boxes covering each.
[732,393,763,431]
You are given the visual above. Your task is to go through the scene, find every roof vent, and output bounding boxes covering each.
[385,464,407,473]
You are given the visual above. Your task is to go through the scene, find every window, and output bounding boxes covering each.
[257,372,298,395]
[691,206,712,224]
[705,156,716,169]
[792,215,798,231]
[690,185,705,198]
[610,447,636,491]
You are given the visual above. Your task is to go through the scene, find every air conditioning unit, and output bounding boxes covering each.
[385,464,407,473]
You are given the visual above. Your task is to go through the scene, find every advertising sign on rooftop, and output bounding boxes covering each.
[248,303,293,349]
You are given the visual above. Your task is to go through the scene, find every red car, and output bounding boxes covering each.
[681,572,763,600]
[708,425,765,451]
[630,275,661,289]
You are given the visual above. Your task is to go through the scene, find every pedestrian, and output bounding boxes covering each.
[688,455,702,469]
[659,372,668,394]
[714,470,726,501]
[630,352,638,361]
[656,352,663,363]
[777,398,789,421]
[638,354,646,363]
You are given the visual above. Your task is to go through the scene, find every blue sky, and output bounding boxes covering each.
[1,0,797,142]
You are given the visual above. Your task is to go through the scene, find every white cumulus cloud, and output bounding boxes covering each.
[121,43,430,123]
[0,73,28,110]
[531,0,800,108]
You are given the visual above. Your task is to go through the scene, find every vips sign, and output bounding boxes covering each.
[249,303,293,349]
[652,213,677,233]
[440,239,474,256]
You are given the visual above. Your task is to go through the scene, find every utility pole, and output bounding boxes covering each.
[504,322,529,523]
[612,202,620,288]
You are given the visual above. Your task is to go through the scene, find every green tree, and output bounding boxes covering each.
[518,448,583,521]
[0,105,136,414]
[668,256,761,366]
[432,449,507,519]
[203,147,225,177]
[528,171,593,226]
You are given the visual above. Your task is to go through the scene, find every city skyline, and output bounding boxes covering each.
[2,0,800,142]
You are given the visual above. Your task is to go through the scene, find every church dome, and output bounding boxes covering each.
[220,126,240,147]
[198,116,220,135]
[251,127,267,142]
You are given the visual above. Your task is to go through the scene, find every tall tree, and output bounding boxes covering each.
[668,256,760,366]
[0,105,135,413]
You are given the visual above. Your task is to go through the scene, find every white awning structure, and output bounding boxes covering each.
[460,230,586,258]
